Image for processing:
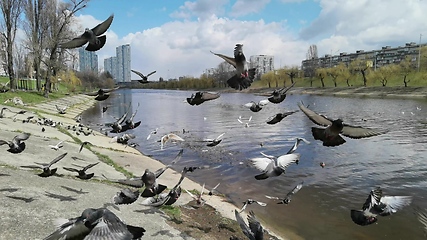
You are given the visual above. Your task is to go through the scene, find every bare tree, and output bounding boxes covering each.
[304,44,318,78]
[0,0,23,90]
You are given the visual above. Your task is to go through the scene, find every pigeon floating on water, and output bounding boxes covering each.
[0,132,30,154]
[350,187,412,226]
[234,210,264,240]
[298,101,388,147]
[44,207,145,240]
[59,14,114,52]
[240,199,267,212]
[267,82,296,104]
[244,100,269,112]
[186,91,220,106]
[204,133,225,147]
[266,110,298,125]
[63,162,99,180]
[265,181,304,204]
[251,152,300,180]
[131,69,156,84]
[210,44,256,90]
[21,152,67,177]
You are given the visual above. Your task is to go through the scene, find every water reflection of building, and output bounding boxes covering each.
[110,89,133,121]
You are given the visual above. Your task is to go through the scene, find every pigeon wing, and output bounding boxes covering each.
[44,217,89,240]
[234,210,254,240]
[247,211,263,240]
[48,152,68,167]
[378,195,412,216]
[59,36,88,49]
[14,132,30,143]
[131,69,145,78]
[201,92,220,101]
[250,157,273,172]
[63,167,80,173]
[83,162,99,171]
[287,182,304,197]
[362,187,382,211]
[298,101,333,126]
[85,209,132,240]
[210,51,237,68]
[276,153,300,170]
[91,14,114,36]
[341,125,387,139]
[146,71,157,77]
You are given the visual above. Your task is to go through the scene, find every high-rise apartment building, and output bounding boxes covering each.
[79,47,98,72]
[249,55,274,79]
[104,56,118,81]
[116,44,131,82]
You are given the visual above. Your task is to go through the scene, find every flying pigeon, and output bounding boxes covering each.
[43,207,145,240]
[244,100,269,112]
[131,69,156,83]
[0,107,10,118]
[140,168,168,198]
[298,101,388,147]
[417,209,427,235]
[59,14,114,52]
[21,152,67,177]
[204,133,225,147]
[85,86,120,101]
[113,188,140,205]
[108,102,131,133]
[210,44,256,90]
[267,82,296,104]
[186,91,220,106]
[238,116,252,128]
[63,162,99,180]
[79,141,93,153]
[208,183,221,196]
[240,199,267,212]
[146,128,158,140]
[286,137,310,155]
[55,105,67,114]
[0,132,30,154]
[160,133,184,150]
[350,187,412,226]
[184,183,206,207]
[266,110,299,125]
[234,210,264,240]
[49,140,64,151]
[251,152,300,180]
[265,181,304,204]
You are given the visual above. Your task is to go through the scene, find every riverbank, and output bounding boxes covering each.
[0,94,283,239]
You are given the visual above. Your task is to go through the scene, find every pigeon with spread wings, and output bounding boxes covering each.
[187,91,220,106]
[250,152,300,180]
[234,210,264,240]
[268,82,296,104]
[21,152,67,177]
[210,44,256,90]
[85,86,119,101]
[298,101,388,147]
[63,162,99,180]
[0,132,30,154]
[59,14,114,52]
[131,69,156,84]
[265,181,304,204]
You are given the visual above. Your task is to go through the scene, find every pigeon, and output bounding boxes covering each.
[63,162,99,180]
[240,199,267,212]
[49,140,64,151]
[108,102,131,133]
[102,106,108,113]
[208,183,221,196]
[267,81,296,104]
[160,133,184,150]
[113,188,140,205]
[350,187,412,226]
[44,207,145,240]
[204,133,225,147]
[140,168,168,198]
[266,110,299,125]
[265,181,304,204]
[121,103,141,131]
[0,132,30,154]
[234,210,264,240]
[244,100,269,112]
[79,141,93,153]
[146,128,158,140]
[298,101,388,147]
[55,105,67,114]
[0,107,10,118]
[110,133,136,145]
[85,86,120,101]
[21,152,67,177]
[250,152,300,180]
[286,137,310,155]
[59,14,114,51]
[131,69,156,83]
[238,116,252,128]
[186,91,220,106]
[210,44,256,90]
[184,183,206,207]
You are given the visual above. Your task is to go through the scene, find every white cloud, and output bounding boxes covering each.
[170,0,228,20]
[230,0,271,17]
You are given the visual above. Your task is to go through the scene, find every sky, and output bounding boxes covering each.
[69,0,427,80]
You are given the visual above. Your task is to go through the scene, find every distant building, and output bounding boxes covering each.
[79,47,98,72]
[116,44,131,82]
[249,55,274,79]
[104,57,118,82]
[301,42,427,76]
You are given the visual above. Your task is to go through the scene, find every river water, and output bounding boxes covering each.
[82,88,427,240]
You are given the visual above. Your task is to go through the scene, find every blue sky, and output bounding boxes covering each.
[70,0,427,80]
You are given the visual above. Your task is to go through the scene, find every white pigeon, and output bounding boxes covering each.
[160,133,185,150]
[49,140,64,151]
[244,99,269,112]
[251,152,300,180]
[146,128,158,140]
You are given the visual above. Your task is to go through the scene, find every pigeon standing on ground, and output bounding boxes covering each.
[210,44,256,90]
[234,210,264,240]
[251,152,300,180]
[265,181,304,204]
[186,91,220,106]
[59,14,114,51]
[63,162,99,180]
[350,187,412,226]
[131,69,157,83]
[298,101,388,147]
[0,132,30,154]
[44,207,145,240]
[240,199,267,212]
[21,152,68,177]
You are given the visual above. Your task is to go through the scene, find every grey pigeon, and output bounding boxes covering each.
[204,133,225,147]
[350,187,412,226]
[187,91,220,106]
[250,152,300,180]
[63,162,99,180]
[59,14,114,51]
[265,181,304,204]
[240,199,267,212]
[113,188,140,205]
[244,100,269,112]
[21,152,67,177]
[79,141,93,153]
[55,105,67,114]
[184,183,206,207]
[234,210,264,240]
[44,207,145,240]
[211,44,256,90]
[286,137,310,155]
[0,132,30,154]
[0,107,10,118]
[266,110,298,125]
[268,82,295,104]
[85,86,119,101]
[131,69,156,83]
[298,101,388,147]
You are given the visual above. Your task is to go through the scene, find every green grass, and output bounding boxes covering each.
[160,205,182,222]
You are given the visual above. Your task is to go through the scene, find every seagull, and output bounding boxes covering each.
[238,116,252,128]
[204,133,225,147]
[267,82,296,104]
[298,101,388,147]
[55,105,67,114]
[85,86,120,101]
[147,128,159,140]
[113,188,140,205]
[131,69,156,83]
[186,91,220,106]
[49,140,64,151]
[63,162,99,180]
[59,14,114,51]
[240,199,267,212]
[250,152,300,180]
[244,100,269,112]
[234,210,264,240]
[43,207,145,240]
[184,183,206,207]
[160,133,185,150]
[210,44,256,90]
[265,181,304,204]
[0,132,30,154]
[79,141,93,153]
[266,110,299,125]
[350,187,412,226]
[20,152,67,177]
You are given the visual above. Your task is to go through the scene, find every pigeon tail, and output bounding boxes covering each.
[311,127,346,147]
[227,74,253,90]
[85,35,106,51]
[254,173,269,180]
